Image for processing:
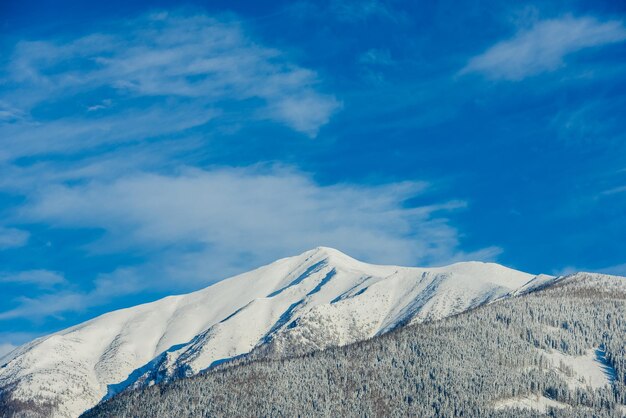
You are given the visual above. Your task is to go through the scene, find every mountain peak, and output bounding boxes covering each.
[0,248,562,418]
[303,246,353,262]
[311,245,343,254]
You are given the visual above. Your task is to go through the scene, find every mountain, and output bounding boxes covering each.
[1,247,551,418]
[82,272,626,418]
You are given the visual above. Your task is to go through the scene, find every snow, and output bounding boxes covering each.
[494,343,619,413]
[493,394,569,412]
[512,273,557,295]
[0,247,554,418]
[558,272,626,294]
[543,347,616,389]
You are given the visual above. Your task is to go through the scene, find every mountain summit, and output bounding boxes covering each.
[1,247,550,417]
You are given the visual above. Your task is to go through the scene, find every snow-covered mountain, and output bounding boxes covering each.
[0,247,552,418]
[82,270,626,418]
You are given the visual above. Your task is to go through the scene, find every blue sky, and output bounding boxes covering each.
[1,0,625,354]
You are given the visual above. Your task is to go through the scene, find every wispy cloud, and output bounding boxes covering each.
[0,8,505,326]
[0,343,16,359]
[0,292,89,321]
[461,15,626,80]
[0,102,26,123]
[1,11,340,151]
[0,104,216,160]
[357,48,395,84]
[0,265,176,321]
[21,167,471,269]
[0,227,30,250]
[601,185,626,196]
[0,10,342,323]
[0,268,146,321]
[359,48,394,66]
[554,263,626,277]
[600,263,626,276]
[0,166,501,320]
[550,95,626,145]
[0,331,45,360]
[0,270,66,288]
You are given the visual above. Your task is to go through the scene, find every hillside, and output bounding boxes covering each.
[82,273,626,418]
[0,247,545,418]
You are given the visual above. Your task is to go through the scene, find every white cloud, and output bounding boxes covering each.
[0,10,499,324]
[461,16,626,80]
[22,167,472,269]
[0,332,44,358]
[0,268,145,321]
[358,48,395,84]
[1,166,502,320]
[2,11,340,156]
[0,104,216,161]
[601,263,626,276]
[0,292,89,321]
[0,102,26,123]
[601,185,626,196]
[0,166,501,311]
[0,343,17,359]
[0,270,66,288]
[86,99,112,112]
[549,95,626,146]
[553,263,626,277]
[0,227,30,250]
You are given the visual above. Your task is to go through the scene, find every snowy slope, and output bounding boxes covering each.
[1,247,546,418]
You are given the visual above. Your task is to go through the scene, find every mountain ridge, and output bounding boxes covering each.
[0,247,572,418]
[80,269,626,418]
